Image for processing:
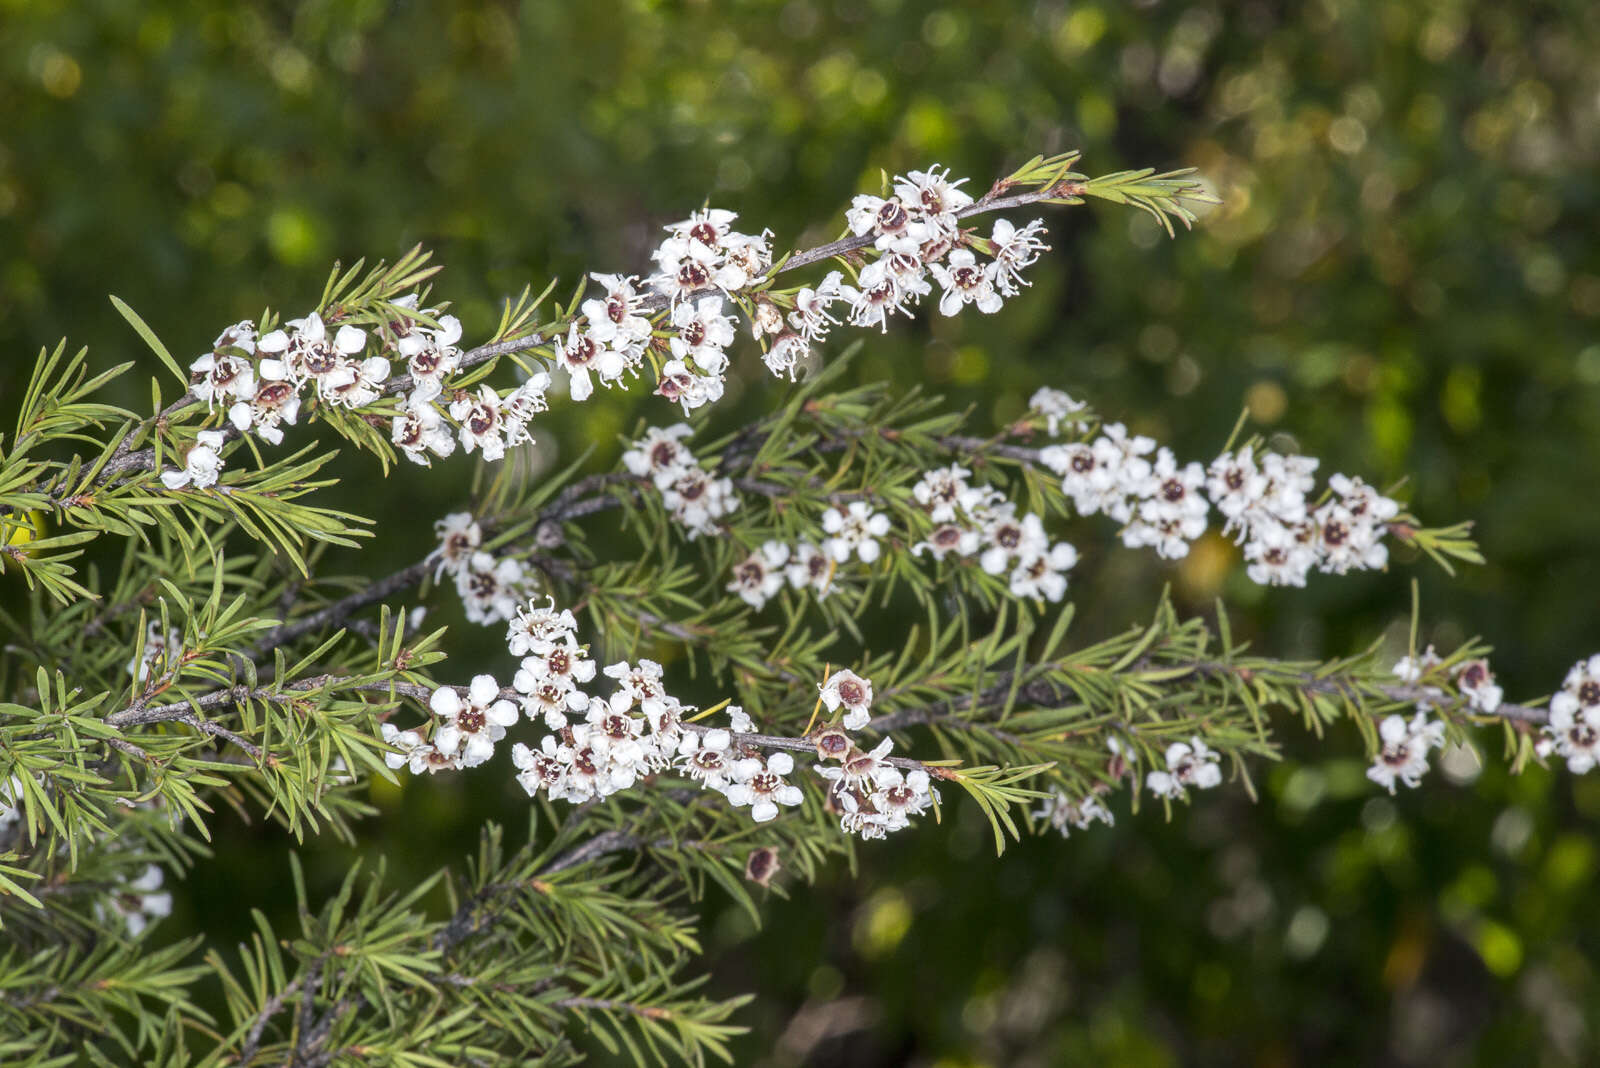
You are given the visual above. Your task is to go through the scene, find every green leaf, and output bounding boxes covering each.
[109,296,187,386]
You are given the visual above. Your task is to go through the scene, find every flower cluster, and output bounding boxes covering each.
[815,736,938,841]
[1038,423,1403,580]
[623,425,739,539]
[1539,654,1600,774]
[428,513,538,625]
[909,464,1079,602]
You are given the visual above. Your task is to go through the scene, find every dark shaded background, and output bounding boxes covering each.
[3,1,1599,1064]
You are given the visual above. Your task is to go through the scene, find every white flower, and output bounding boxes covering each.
[841,259,923,331]
[1206,447,1268,536]
[228,365,302,446]
[511,737,568,796]
[380,722,463,775]
[430,675,519,767]
[821,501,891,564]
[323,356,390,408]
[1034,788,1114,837]
[1043,442,1126,519]
[160,430,227,490]
[1310,502,1388,574]
[1550,654,1600,721]
[449,384,506,461]
[728,541,791,609]
[455,551,528,625]
[624,424,697,489]
[988,218,1051,293]
[1008,541,1078,602]
[869,766,938,831]
[189,328,257,408]
[604,659,670,721]
[1028,387,1087,436]
[762,331,809,381]
[660,467,739,538]
[392,396,457,466]
[788,271,847,342]
[258,312,367,397]
[713,230,773,293]
[553,323,624,402]
[893,165,973,235]
[928,249,1004,316]
[581,273,653,351]
[725,751,804,823]
[1454,659,1503,714]
[100,864,173,937]
[501,373,552,448]
[844,194,924,248]
[1146,737,1224,800]
[429,512,481,580]
[1366,712,1446,792]
[669,295,737,375]
[912,464,972,523]
[680,728,740,791]
[397,305,463,401]
[1243,519,1316,587]
[727,706,755,733]
[1544,702,1600,774]
[819,669,874,731]
[980,510,1047,576]
[912,523,982,561]
[785,541,835,596]
[505,597,580,657]
[654,358,724,415]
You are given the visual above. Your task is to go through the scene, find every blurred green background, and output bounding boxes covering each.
[4,0,1600,1063]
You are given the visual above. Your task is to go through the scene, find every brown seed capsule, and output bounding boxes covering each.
[813,728,851,761]
[744,847,780,887]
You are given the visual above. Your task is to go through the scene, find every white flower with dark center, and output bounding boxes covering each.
[1028,387,1087,436]
[785,541,835,596]
[1144,448,1210,522]
[380,722,463,775]
[449,385,506,461]
[988,218,1051,293]
[929,249,1004,316]
[893,165,973,235]
[511,737,568,796]
[604,659,669,722]
[624,424,696,489]
[728,542,791,609]
[819,669,874,731]
[1551,654,1600,720]
[713,231,774,292]
[762,331,808,381]
[1392,646,1443,684]
[1310,502,1387,574]
[868,766,938,831]
[661,467,739,537]
[817,738,899,792]
[844,193,924,249]
[584,705,652,790]
[396,305,463,401]
[100,865,173,937]
[228,367,302,445]
[553,323,622,403]
[1454,659,1503,714]
[841,260,919,332]
[1255,452,1318,525]
[980,511,1048,576]
[1146,737,1224,800]
[1329,474,1400,526]
[505,597,579,657]
[160,430,227,490]
[391,396,457,466]
[1008,541,1078,602]
[431,675,519,768]
[725,752,804,822]
[516,676,590,731]
[912,523,981,561]
[665,207,739,250]
[789,271,847,342]
[1042,442,1126,519]
[581,273,653,351]
[1543,701,1600,774]
[455,551,526,625]
[912,464,972,523]
[324,356,391,408]
[680,728,740,792]
[669,295,736,375]
[190,324,257,407]
[1243,520,1315,587]
[500,373,551,448]
[258,312,367,396]
[429,512,481,580]
[653,358,724,415]
[513,637,597,705]
[822,501,891,564]
[1034,788,1114,837]
[1367,712,1446,792]
[1206,447,1268,535]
